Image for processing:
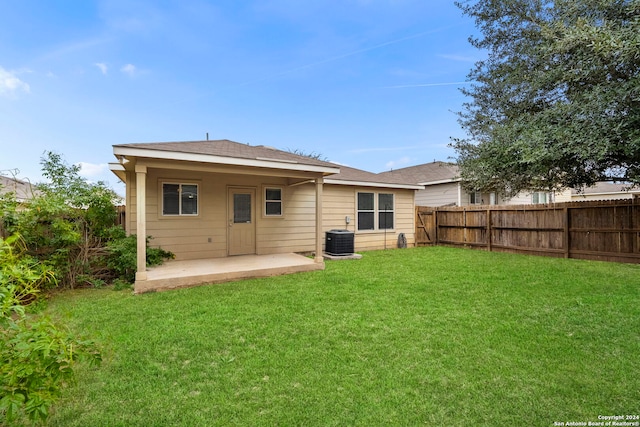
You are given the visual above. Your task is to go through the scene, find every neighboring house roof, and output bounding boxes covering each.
[377,161,459,185]
[111,140,422,190]
[571,181,640,196]
[0,176,36,202]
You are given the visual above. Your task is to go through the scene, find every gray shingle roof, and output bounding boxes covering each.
[326,165,422,186]
[377,161,459,184]
[114,140,422,188]
[115,139,424,187]
[114,139,336,168]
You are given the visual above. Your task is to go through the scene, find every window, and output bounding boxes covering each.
[470,191,482,205]
[162,183,198,215]
[357,192,394,231]
[234,193,252,223]
[532,192,549,204]
[264,187,283,216]
[378,193,394,230]
[357,192,375,230]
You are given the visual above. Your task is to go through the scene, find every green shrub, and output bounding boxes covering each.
[0,315,101,424]
[0,233,101,425]
[106,228,174,283]
[0,235,56,303]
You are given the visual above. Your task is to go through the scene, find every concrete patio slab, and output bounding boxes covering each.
[135,253,324,293]
[323,253,363,260]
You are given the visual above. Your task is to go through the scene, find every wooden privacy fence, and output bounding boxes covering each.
[416,198,640,263]
[116,205,126,228]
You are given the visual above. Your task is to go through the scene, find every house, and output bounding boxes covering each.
[570,181,640,201]
[109,140,422,292]
[378,161,572,206]
[0,176,37,203]
[323,165,423,251]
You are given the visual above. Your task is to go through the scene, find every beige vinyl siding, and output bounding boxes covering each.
[257,182,316,254]
[322,185,355,232]
[416,182,459,206]
[502,192,535,205]
[322,185,416,251]
[126,166,419,260]
[128,168,320,260]
[554,189,573,202]
[129,168,225,260]
[411,180,576,209]
[502,189,572,205]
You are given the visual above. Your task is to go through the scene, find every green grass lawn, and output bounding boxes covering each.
[44,247,640,426]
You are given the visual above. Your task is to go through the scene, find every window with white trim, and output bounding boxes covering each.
[162,183,198,216]
[378,193,394,230]
[357,192,394,231]
[532,192,550,204]
[264,187,283,216]
[470,191,482,205]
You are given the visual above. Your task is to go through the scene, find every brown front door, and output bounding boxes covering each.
[228,187,256,256]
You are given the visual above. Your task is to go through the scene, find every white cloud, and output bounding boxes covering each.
[120,63,137,77]
[0,66,30,97]
[77,162,108,178]
[385,156,411,170]
[95,62,108,75]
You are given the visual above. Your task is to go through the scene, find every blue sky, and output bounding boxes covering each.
[0,0,481,195]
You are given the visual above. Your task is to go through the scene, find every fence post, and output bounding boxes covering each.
[434,208,439,245]
[633,196,638,255]
[486,208,492,252]
[463,208,467,245]
[563,207,570,258]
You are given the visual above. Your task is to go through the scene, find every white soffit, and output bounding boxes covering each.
[109,162,126,181]
[324,178,424,190]
[113,146,340,175]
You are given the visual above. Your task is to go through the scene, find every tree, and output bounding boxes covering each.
[451,0,640,197]
[8,152,123,287]
[286,148,329,161]
[1,152,174,288]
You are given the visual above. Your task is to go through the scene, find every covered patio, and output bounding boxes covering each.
[135,253,324,293]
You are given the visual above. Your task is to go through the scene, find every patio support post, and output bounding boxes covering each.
[315,177,324,263]
[135,164,148,282]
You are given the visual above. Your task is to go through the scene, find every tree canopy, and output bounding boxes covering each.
[452,0,640,196]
